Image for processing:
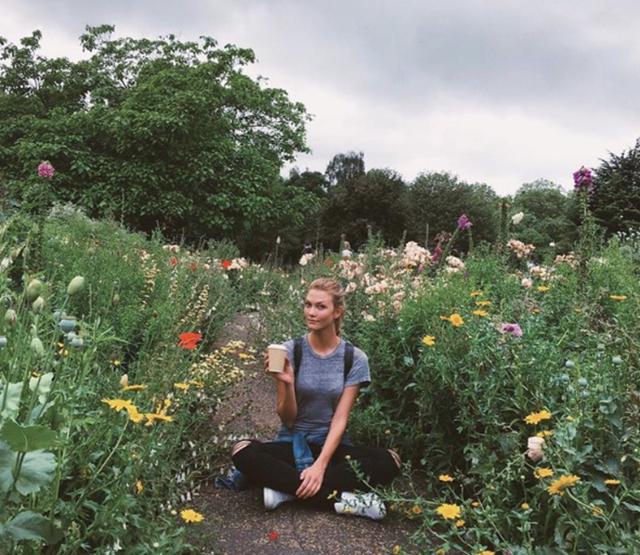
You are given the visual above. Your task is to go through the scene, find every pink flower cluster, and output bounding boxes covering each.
[499,322,523,337]
[457,214,472,231]
[573,166,593,192]
[37,161,55,179]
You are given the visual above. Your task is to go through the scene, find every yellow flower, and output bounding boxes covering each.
[609,295,627,301]
[536,430,554,438]
[524,410,552,425]
[470,290,484,297]
[411,504,423,515]
[604,479,620,486]
[547,474,581,496]
[436,503,461,520]
[521,502,530,510]
[189,380,205,388]
[238,352,254,360]
[102,398,131,412]
[534,467,554,479]
[455,519,465,527]
[566,415,574,421]
[111,359,121,366]
[174,382,190,390]
[592,505,604,516]
[438,474,455,482]
[122,384,147,391]
[475,300,491,307]
[392,546,402,555]
[135,480,144,494]
[144,413,174,426]
[180,508,204,523]
[471,309,488,317]
[440,313,464,327]
[537,285,550,292]
[476,551,495,555]
[421,335,436,347]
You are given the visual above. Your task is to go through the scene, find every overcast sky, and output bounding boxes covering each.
[3,0,639,195]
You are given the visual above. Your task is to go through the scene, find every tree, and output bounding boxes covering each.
[324,151,365,190]
[406,172,499,251]
[0,26,310,245]
[590,138,640,236]
[511,179,578,256]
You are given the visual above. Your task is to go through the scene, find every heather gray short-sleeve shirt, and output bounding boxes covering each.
[281,335,371,434]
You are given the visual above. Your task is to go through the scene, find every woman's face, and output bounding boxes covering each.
[304,289,341,332]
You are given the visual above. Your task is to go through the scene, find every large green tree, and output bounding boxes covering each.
[590,138,640,236]
[0,26,310,245]
[406,172,499,251]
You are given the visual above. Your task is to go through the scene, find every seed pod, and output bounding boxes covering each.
[112,293,120,305]
[0,336,7,348]
[26,279,43,301]
[70,336,84,349]
[67,276,86,296]
[31,337,45,357]
[32,296,45,313]
[4,309,17,326]
[59,318,77,333]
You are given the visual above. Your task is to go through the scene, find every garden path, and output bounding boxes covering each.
[187,312,417,555]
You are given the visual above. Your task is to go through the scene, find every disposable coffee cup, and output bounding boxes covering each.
[267,344,288,373]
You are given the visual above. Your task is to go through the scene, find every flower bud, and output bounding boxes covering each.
[70,336,84,349]
[32,296,45,313]
[26,279,43,301]
[31,337,45,357]
[120,374,129,388]
[0,336,7,348]
[4,309,17,326]
[112,293,120,305]
[59,318,77,333]
[67,276,86,296]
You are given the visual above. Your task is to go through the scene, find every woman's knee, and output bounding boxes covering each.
[231,439,253,457]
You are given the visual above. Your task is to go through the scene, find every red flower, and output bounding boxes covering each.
[189,262,198,272]
[178,332,202,350]
[169,257,179,266]
[267,530,279,542]
[221,260,232,270]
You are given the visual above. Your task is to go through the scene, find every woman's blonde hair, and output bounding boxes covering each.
[307,277,346,335]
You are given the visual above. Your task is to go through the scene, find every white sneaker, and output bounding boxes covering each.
[334,491,386,520]
[263,487,296,510]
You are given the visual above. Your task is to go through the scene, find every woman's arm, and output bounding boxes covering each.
[264,352,297,428]
[296,384,360,498]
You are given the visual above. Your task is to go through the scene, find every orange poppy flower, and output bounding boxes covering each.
[178,332,202,350]
[169,257,179,266]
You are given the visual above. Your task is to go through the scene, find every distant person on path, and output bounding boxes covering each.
[341,240,352,259]
[231,278,401,519]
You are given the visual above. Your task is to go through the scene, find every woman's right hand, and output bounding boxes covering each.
[263,351,294,385]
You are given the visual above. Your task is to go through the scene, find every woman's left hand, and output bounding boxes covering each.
[296,461,327,499]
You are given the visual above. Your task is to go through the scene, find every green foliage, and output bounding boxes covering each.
[591,138,640,236]
[0,26,310,246]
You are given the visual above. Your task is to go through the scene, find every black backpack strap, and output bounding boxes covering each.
[343,341,354,384]
[293,336,303,379]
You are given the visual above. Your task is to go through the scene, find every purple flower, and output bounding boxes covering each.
[457,214,472,230]
[572,166,592,191]
[37,161,55,179]
[499,322,523,337]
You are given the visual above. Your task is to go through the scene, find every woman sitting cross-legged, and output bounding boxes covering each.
[231,277,401,520]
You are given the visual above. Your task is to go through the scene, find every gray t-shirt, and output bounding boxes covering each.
[281,336,371,434]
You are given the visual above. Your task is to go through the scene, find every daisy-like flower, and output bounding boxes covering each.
[411,505,423,515]
[604,479,621,486]
[455,519,465,527]
[180,509,204,523]
[421,335,436,347]
[471,309,488,317]
[136,480,144,494]
[521,502,530,510]
[144,413,174,426]
[476,551,495,555]
[536,430,554,438]
[537,285,550,292]
[525,410,552,425]
[122,384,147,392]
[547,474,580,496]
[174,382,190,390]
[438,474,455,482]
[102,398,144,423]
[470,290,484,297]
[436,503,461,520]
[592,506,604,516]
[475,300,491,307]
[440,314,464,327]
[609,295,627,301]
[534,467,554,479]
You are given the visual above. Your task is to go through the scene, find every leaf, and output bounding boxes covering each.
[27,401,56,425]
[0,382,23,420]
[0,419,58,452]
[622,502,640,513]
[6,511,63,544]
[0,442,56,495]
[28,373,54,405]
[0,440,15,493]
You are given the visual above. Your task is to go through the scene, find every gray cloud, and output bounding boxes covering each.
[2,0,639,194]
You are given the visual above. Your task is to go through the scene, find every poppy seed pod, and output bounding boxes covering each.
[4,309,17,326]
[59,318,77,333]
[67,276,86,296]
[26,279,44,301]
[31,337,45,357]
[0,336,7,348]
[70,336,84,349]
[32,296,45,313]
